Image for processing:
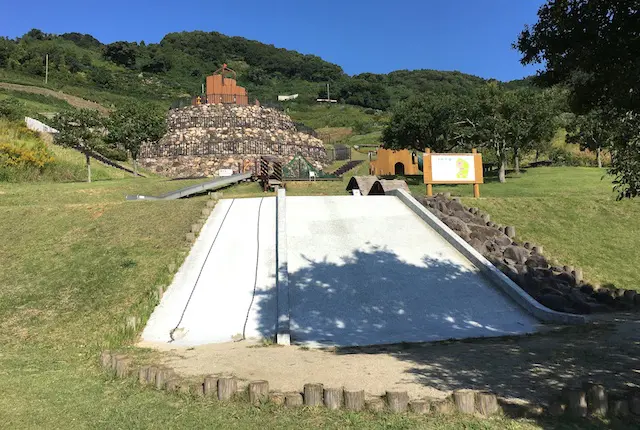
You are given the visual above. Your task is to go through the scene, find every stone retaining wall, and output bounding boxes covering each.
[139,105,326,178]
[417,193,640,314]
[166,104,297,131]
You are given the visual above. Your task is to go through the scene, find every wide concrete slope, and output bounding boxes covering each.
[141,197,277,346]
[286,195,539,347]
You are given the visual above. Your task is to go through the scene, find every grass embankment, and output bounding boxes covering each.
[0,177,558,429]
[0,119,147,182]
[427,167,639,292]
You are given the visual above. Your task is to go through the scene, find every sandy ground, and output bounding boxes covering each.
[139,313,640,404]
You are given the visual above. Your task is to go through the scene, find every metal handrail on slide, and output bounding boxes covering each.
[125,172,252,201]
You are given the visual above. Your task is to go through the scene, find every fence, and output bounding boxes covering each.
[139,140,327,160]
[293,122,319,138]
[167,114,295,132]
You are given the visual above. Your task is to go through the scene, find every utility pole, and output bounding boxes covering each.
[327,83,330,102]
[45,54,49,85]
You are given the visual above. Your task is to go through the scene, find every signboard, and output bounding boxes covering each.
[218,169,234,177]
[431,155,476,182]
[423,149,484,197]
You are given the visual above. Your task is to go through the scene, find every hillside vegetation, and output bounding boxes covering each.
[0,119,134,182]
[0,28,518,112]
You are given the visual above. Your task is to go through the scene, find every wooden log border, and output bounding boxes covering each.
[98,351,640,421]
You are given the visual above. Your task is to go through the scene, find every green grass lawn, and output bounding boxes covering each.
[0,166,637,428]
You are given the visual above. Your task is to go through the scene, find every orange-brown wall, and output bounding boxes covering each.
[370,148,421,176]
[205,74,248,105]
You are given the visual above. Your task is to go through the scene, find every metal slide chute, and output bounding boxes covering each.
[126,173,252,201]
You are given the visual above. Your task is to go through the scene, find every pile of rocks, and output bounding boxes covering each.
[138,104,326,178]
[417,193,639,315]
[166,104,298,131]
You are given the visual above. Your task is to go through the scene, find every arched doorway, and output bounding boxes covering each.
[394,162,405,176]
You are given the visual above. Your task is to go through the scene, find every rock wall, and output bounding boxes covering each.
[417,194,639,315]
[139,105,326,178]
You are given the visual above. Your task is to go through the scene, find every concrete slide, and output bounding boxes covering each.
[142,191,582,349]
[141,197,277,345]
[126,172,252,201]
[285,195,541,347]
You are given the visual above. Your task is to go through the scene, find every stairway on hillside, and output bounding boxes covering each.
[331,160,363,176]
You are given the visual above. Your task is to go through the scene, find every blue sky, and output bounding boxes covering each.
[0,0,544,81]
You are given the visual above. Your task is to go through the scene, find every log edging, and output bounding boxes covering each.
[99,350,640,421]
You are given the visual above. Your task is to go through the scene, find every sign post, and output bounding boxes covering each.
[423,148,483,198]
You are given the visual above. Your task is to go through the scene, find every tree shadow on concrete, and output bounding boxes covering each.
[253,248,640,426]
[285,249,536,347]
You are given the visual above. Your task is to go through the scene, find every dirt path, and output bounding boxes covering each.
[140,313,640,404]
[0,82,109,114]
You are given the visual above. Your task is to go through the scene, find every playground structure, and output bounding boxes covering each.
[369,148,422,176]
[369,147,484,198]
[193,64,250,106]
[346,176,409,196]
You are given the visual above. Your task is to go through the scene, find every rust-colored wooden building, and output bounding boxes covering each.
[194,64,249,106]
[370,148,421,176]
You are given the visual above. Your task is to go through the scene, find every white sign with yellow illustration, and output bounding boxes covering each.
[431,155,476,182]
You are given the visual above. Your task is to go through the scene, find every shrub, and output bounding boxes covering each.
[0,140,55,169]
[548,147,601,167]
[352,120,374,135]
[0,97,27,121]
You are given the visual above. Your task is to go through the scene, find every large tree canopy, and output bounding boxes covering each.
[381,94,472,153]
[517,0,640,198]
[382,84,560,183]
[516,0,640,113]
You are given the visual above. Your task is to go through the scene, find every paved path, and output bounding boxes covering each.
[286,196,539,347]
[141,197,277,346]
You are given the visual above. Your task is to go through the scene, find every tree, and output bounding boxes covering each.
[106,103,166,175]
[504,88,560,174]
[327,79,391,110]
[382,94,473,153]
[466,84,512,183]
[516,0,639,113]
[610,112,640,199]
[102,42,139,69]
[516,0,640,197]
[51,109,103,183]
[0,37,15,68]
[566,110,611,168]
